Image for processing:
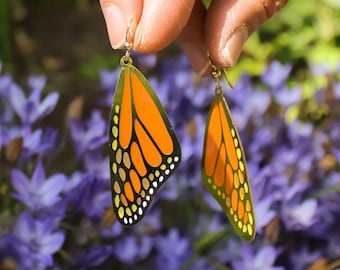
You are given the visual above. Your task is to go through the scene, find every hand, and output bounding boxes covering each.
[99,0,288,75]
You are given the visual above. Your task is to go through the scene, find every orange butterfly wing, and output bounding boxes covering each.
[202,93,256,242]
[110,61,181,226]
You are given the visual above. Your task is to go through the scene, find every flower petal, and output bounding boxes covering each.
[28,76,46,93]
[290,199,318,227]
[40,232,65,254]
[37,253,54,266]
[254,246,278,267]
[31,159,45,188]
[40,174,66,200]
[11,194,35,209]
[23,129,42,153]
[36,92,59,121]
[14,212,34,240]
[9,83,26,120]
[11,169,30,196]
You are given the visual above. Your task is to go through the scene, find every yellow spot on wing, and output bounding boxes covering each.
[118,207,124,218]
[114,195,120,208]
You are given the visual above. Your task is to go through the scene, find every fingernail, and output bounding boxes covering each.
[180,42,209,75]
[102,4,126,49]
[222,24,249,67]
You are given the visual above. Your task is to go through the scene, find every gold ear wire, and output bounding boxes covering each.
[125,20,133,46]
[122,20,134,65]
[208,57,233,92]
[210,61,223,95]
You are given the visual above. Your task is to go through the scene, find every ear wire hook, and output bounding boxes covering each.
[122,19,134,64]
[208,56,233,93]
[208,57,223,94]
[124,19,132,59]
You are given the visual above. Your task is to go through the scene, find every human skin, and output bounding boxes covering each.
[99,0,288,75]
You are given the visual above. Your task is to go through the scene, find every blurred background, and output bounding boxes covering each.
[1,0,340,269]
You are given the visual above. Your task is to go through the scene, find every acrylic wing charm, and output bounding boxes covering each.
[109,58,181,226]
[202,92,256,242]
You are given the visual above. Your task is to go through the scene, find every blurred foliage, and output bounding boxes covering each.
[229,0,340,81]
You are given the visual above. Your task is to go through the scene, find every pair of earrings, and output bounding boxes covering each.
[109,34,255,242]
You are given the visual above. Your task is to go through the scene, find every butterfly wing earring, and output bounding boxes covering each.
[109,26,181,226]
[202,64,256,242]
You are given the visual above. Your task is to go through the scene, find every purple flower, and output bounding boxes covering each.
[132,208,162,234]
[12,212,65,267]
[11,159,66,211]
[289,246,322,270]
[194,214,227,240]
[147,76,172,110]
[155,229,193,270]
[330,120,340,158]
[99,69,120,91]
[254,196,276,232]
[184,78,215,108]
[245,88,271,118]
[189,258,217,270]
[99,69,120,106]
[63,172,109,221]
[100,220,123,238]
[310,62,332,75]
[327,235,340,260]
[71,244,113,269]
[288,120,313,141]
[8,76,59,126]
[273,85,302,107]
[21,127,58,158]
[0,73,12,98]
[228,73,253,105]
[203,189,225,213]
[63,172,94,211]
[282,199,318,230]
[1,125,58,161]
[83,151,110,181]
[70,110,107,158]
[227,75,271,130]
[86,190,112,222]
[231,244,284,270]
[156,174,180,200]
[249,127,276,162]
[333,82,340,99]
[271,179,318,230]
[136,53,158,70]
[0,234,23,268]
[261,61,292,89]
[113,235,153,264]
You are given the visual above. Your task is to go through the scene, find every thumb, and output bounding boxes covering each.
[206,0,288,67]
